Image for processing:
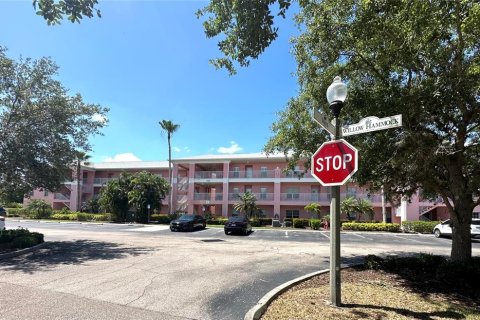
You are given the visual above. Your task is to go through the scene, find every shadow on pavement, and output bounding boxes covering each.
[0,240,153,273]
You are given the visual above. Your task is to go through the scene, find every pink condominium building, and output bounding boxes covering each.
[25,153,479,222]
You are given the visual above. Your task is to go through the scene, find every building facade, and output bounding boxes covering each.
[24,153,480,222]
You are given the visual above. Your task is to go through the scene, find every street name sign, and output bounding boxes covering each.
[312,108,335,136]
[311,139,358,186]
[342,114,402,137]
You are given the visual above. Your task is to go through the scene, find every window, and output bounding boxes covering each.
[347,187,357,198]
[311,187,319,201]
[286,187,299,200]
[232,188,240,199]
[260,187,267,200]
[233,167,240,178]
[44,190,49,197]
[244,185,252,193]
[260,167,268,178]
[245,166,253,178]
[286,210,300,219]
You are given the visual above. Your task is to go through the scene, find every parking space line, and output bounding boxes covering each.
[393,234,431,244]
[319,232,329,239]
[349,233,369,240]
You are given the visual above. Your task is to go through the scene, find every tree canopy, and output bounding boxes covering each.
[0,48,108,196]
[201,0,480,262]
[33,0,101,25]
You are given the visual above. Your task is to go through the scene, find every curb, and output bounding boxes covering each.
[244,268,329,320]
[0,242,48,260]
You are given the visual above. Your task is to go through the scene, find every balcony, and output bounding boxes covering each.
[193,193,223,201]
[228,193,274,201]
[281,171,314,179]
[229,170,275,179]
[280,193,332,202]
[94,177,115,185]
[194,171,224,179]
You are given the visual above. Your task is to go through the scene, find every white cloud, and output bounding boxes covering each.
[103,153,141,162]
[92,113,107,124]
[217,141,243,154]
[173,147,181,152]
[184,147,191,153]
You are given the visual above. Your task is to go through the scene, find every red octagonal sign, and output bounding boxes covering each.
[311,139,358,186]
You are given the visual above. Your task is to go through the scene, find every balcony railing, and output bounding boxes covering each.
[280,193,332,202]
[193,193,223,201]
[228,193,274,201]
[281,171,313,179]
[54,193,70,200]
[229,170,275,179]
[93,177,116,185]
[194,171,224,179]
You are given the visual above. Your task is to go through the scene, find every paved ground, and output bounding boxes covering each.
[2,220,479,320]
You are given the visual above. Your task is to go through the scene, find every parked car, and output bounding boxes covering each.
[170,214,206,232]
[0,207,5,229]
[224,216,252,235]
[433,219,480,238]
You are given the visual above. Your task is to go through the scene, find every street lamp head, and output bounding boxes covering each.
[326,76,347,118]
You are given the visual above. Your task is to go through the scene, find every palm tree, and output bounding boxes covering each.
[74,151,90,212]
[340,196,357,220]
[159,120,180,214]
[356,198,374,221]
[233,192,259,219]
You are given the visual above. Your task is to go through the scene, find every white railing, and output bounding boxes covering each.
[228,193,274,201]
[193,193,223,201]
[54,193,70,200]
[229,170,275,179]
[194,171,224,179]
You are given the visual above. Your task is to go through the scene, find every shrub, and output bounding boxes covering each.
[150,214,171,224]
[293,218,310,228]
[51,213,77,220]
[0,228,44,249]
[364,254,384,270]
[6,208,27,217]
[436,258,480,289]
[284,218,293,227]
[310,219,322,230]
[94,213,111,221]
[402,221,440,234]
[342,222,401,232]
[258,218,272,226]
[208,218,229,225]
[250,219,261,227]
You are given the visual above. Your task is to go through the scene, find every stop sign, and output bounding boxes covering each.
[311,139,358,186]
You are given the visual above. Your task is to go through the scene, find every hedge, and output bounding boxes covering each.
[150,214,172,224]
[402,221,440,234]
[0,228,44,249]
[310,219,322,230]
[208,218,228,225]
[292,218,310,228]
[6,208,27,217]
[342,222,401,232]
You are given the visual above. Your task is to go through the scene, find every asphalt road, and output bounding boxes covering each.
[2,220,479,320]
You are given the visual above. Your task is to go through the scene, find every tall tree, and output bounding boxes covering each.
[0,48,108,196]
[99,172,132,222]
[74,151,90,212]
[200,1,480,262]
[159,120,180,215]
[304,202,322,219]
[356,198,374,222]
[128,171,169,223]
[340,196,356,221]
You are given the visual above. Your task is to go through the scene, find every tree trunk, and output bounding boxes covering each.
[168,133,173,214]
[76,161,81,212]
[450,197,473,262]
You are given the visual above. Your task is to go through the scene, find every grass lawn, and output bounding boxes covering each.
[262,259,480,320]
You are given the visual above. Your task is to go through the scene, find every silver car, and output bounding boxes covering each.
[433,219,480,238]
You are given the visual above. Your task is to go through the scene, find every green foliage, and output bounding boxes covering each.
[340,197,374,221]
[207,218,229,225]
[342,222,400,232]
[402,221,441,234]
[310,219,322,230]
[0,228,44,249]
[150,214,172,224]
[197,0,292,74]
[49,211,110,221]
[304,203,322,218]
[6,208,27,217]
[3,202,23,209]
[33,0,101,25]
[27,199,52,218]
[292,218,309,228]
[258,218,272,226]
[99,172,132,222]
[233,192,260,219]
[0,48,108,196]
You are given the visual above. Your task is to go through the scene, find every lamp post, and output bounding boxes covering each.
[326,76,347,306]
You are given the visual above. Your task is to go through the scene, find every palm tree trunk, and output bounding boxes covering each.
[76,160,81,212]
[168,133,173,214]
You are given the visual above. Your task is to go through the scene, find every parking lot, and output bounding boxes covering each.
[1,220,479,320]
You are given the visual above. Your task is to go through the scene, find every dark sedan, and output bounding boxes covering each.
[170,214,206,232]
[224,216,252,235]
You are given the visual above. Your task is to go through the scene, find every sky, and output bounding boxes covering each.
[0,0,301,163]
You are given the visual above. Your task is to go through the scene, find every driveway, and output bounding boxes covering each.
[1,221,477,319]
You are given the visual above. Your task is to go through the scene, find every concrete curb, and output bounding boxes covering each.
[244,268,329,320]
[0,241,48,260]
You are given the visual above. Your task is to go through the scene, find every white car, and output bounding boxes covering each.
[0,216,4,229]
[433,219,480,238]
